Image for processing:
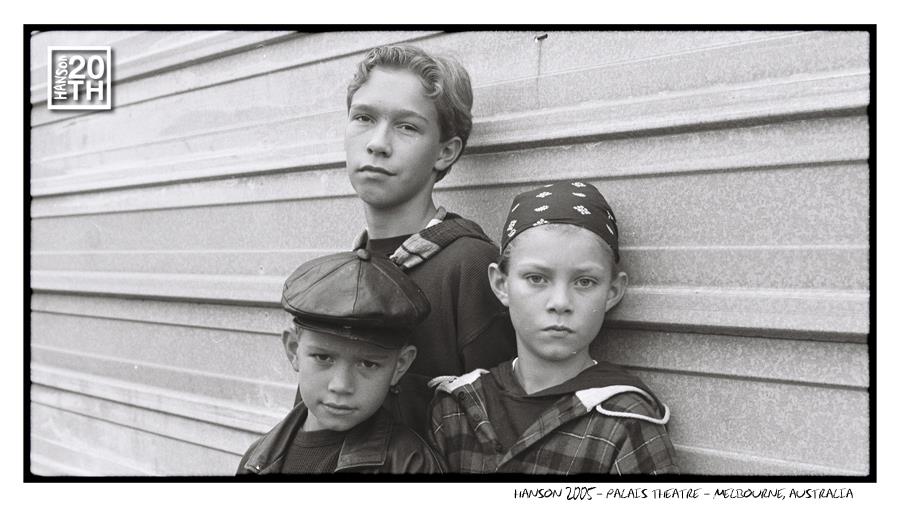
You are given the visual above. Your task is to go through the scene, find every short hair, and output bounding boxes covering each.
[497,223,620,277]
[346,45,474,182]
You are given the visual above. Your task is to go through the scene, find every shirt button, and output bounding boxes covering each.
[494,443,504,452]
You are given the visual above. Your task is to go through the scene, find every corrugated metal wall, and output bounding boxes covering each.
[29,30,870,476]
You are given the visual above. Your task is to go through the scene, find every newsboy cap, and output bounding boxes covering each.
[281,249,430,349]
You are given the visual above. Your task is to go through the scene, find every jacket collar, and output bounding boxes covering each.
[242,403,394,474]
[336,406,393,470]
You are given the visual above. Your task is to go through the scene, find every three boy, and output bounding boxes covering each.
[241,44,677,475]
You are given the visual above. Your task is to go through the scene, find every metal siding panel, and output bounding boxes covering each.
[593,330,868,388]
[32,345,294,413]
[640,371,868,474]
[32,114,868,213]
[31,402,241,475]
[32,312,292,386]
[32,384,263,456]
[29,29,870,476]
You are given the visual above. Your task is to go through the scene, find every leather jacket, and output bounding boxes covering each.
[237,403,445,474]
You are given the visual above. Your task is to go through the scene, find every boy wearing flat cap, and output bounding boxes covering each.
[429,181,678,474]
[238,250,444,474]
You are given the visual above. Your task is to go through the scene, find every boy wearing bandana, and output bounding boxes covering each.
[428,181,679,474]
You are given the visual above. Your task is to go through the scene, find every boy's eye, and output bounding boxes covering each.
[310,354,333,363]
[575,278,598,288]
[524,274,547,285]
[397,123,419,133]
[351,113,373,123]
[360,360,381,369]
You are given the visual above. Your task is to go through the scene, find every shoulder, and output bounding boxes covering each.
[592,392,679,474]
[601,391,666,419]
[429,368,491,395]
[432,236,498,270]
[429,369,491,421]
[572,380,669,425]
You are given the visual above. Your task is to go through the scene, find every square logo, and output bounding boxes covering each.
[47,46,112,110]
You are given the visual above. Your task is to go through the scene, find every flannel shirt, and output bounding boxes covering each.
[428,368,679,474]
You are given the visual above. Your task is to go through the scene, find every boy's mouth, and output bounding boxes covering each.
[357,164,393,175]
[321,402,356,415]
[543,324,574,333]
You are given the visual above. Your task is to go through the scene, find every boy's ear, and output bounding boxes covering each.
[282,327,301,372]
[604,271,629,312]
[487,263,510,307]
[390,345,418,386]
[433,136,463,175]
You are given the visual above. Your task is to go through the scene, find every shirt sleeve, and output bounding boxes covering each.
[428,394,451,462]
[428,391,473,473]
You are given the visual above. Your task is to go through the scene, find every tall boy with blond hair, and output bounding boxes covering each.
[291,44,516,435]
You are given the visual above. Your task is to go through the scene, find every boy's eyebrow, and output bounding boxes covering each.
[301,344,333,353]
[303,342,392,360]
[349,103,431,124]
[515,260,607,273]
[570,262,608,273]
[354,348,393,360]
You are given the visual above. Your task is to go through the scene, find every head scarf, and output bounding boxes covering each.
[501,180,619,262]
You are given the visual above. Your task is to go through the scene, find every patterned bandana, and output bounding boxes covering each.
[501,180,619,262]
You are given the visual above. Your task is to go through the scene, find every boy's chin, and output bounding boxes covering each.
[307,409,365,432]
[525,343,593,363]
[349,184,402,210]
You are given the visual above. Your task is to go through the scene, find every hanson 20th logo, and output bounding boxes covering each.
[47,46,112,110]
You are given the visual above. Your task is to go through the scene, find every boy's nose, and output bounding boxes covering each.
[546,283,574,314]
[327,364,355,394]
[366,123,392,157]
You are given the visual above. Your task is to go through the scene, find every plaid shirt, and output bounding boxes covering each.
[428,369,679,474]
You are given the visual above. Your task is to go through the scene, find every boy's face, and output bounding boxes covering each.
[283,328,416,432]
[488,225,627,365]
[345,67,461,211]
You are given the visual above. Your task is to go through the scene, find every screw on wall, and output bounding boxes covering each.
[533,33,549,109]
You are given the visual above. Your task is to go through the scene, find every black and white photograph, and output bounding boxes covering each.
[20,19,881,500]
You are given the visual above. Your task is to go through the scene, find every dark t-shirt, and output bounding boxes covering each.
[279,414,344,473]
[480,360,560,451]
[367,232,517,436]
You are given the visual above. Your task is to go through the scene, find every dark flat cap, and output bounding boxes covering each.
[281,249,430,349]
